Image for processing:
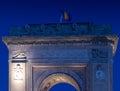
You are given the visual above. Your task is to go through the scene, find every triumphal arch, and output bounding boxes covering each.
[3,23,118,91]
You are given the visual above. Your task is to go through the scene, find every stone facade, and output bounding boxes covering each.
[2,23,118,91]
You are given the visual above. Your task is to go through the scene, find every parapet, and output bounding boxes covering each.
[8,23,112,37]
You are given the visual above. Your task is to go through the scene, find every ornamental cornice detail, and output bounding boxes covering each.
[6,40,114,47]
[3,36,116,45]
[2,35,118,55]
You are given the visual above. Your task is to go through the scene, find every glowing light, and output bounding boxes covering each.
[14,64,23,80]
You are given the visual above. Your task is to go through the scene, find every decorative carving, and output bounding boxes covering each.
[14,64,23,80]
[12,53,27,62]
[95,64,105,80]
[12,53,26,59]
[7,38,114,47]
[8,23,112,36]
[91,49,108,58]
[93,24,112,34]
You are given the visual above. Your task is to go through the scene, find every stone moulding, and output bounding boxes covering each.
[32,66,86,91]
[2,35,118,55]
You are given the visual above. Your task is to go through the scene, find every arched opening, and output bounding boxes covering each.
[39,73,80,91]
[49,82,77,91]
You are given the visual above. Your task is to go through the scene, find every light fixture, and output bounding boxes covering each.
[14,64,23,80]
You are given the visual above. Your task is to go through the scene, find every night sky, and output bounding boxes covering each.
[0,0,120,91]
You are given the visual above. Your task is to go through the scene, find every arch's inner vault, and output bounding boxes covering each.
[40,73,80,91]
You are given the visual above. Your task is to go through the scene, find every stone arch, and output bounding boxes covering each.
[34,69,84,91]
[39,73,80,91]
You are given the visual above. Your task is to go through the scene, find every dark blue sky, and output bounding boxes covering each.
[0,0,120,91]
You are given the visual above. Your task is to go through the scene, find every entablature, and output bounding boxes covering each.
[3,35,118,55]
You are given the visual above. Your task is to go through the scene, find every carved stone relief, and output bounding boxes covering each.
[95,64,105,80]
[13,64,23,80]
[12,53,26,59]
[12,52,27,62]
[91,49,108,58]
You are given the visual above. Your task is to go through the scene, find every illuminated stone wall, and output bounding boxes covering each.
[3,23,118,91]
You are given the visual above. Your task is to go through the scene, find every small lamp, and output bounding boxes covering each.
[14,64,23,80]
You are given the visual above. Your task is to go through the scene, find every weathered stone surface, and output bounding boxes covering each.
[8,23,112,36]
[2,23,118,91]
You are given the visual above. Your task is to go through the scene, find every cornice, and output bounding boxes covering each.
[2,35,118,55]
